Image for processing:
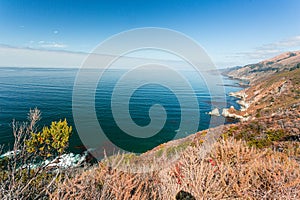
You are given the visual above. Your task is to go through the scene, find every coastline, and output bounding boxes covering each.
[209,73,251,121]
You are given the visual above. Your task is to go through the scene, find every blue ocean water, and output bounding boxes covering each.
[0,67,243,153]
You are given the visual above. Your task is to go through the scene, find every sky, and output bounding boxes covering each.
[0,0,300,68]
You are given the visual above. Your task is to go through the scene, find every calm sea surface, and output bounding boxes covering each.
[0,67,242,153]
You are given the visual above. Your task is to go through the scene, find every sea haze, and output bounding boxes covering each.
[0,67,242,153]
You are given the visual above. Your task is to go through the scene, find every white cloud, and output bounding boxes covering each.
[40,42,67,48]
[235,35,300,62]
[236,49,281,60]
[260,35,300,49]
[37,41,67,48]
[0,45,86,68]
[0,45,181,68]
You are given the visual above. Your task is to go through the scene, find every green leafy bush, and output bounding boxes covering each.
[26,119,72,158]
[247,129,285,149]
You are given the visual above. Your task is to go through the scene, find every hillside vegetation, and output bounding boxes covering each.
[1,52,300,199]
[51,138,300,199]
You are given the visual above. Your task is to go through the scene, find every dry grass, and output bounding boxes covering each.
[51,138,300,199]
[167,138,300,199]
[50,162,161,200]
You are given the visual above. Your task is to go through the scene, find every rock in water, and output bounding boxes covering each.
[208,108,220,116]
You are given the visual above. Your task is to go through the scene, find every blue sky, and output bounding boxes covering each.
[0,0,300,68]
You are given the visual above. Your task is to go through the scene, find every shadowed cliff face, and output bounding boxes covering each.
[224,51,300,83]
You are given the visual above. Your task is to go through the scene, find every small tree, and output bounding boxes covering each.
[26,119,72,158]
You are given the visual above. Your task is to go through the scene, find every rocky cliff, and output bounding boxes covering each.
[224,50,300,84]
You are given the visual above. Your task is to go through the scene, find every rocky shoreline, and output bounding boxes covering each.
[208,76,251,122]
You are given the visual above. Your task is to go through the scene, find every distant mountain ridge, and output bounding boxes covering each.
[223,50,300,84]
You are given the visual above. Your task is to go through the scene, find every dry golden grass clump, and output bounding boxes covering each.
[51,138,300,200]
[165,138,300,199]
[50,162,161,200]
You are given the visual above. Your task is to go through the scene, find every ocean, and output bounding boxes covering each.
[0,67,243,154]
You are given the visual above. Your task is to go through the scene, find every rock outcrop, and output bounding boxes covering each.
[208,108,220,116]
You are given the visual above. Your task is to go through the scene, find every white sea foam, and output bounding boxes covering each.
[1,150,89,169]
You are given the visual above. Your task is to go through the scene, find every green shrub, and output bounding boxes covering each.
[155,148,164,157]
[221,126,239,140]
[247,138,271,149]
[26,119,72,158]
[266,129,285,141]
[247,129,285,149]
[166,141,191,157]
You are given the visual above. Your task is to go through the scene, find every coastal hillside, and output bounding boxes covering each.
[221,51,300,121]
[224,65,300,119]
[224,50,300,83]
[1,52,300,199]
[49,52,300,199]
